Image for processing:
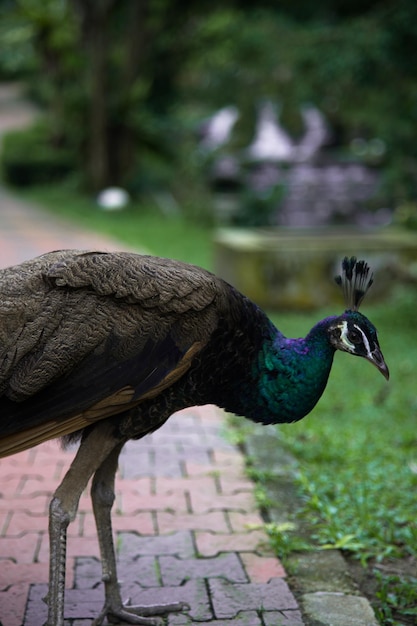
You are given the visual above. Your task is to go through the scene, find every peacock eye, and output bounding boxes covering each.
[348,329,362,344]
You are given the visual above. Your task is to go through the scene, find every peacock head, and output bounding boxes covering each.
[328,257,389,380]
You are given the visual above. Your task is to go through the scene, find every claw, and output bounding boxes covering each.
[107,607,161,625]
[92,600,186,626]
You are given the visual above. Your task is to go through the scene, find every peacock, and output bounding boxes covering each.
[0,251,388,625]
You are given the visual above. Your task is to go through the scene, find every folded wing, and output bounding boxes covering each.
[0,251,221,456]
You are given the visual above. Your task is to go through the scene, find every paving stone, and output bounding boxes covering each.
[80,510,155,536]
[15,475,57,496]
[120,491,189,515]
[156,511,229,534]
[227,511,265,533]
[154,447,212,472]
[218,474,259,495]
[165,434,235,452]
[74,555,161,589]
[240,554,286,583]
[301,592,379,626]
[4,511,51,536]
[160,553,247,586]
[212,451,247,471]
[118,531,196,560]
[168,612,303,626]
[195,531,270,558]
[0,583,30,626]
[111,511,157,535]
[0,476,21,497]
[263,610,305,625]
[118,559,162,588]
[0,494,49,514]
[113,477,153,499]
[0,511,9,536]
[37,533,101,563]
[209,578,298,619]
[73,556,107,589]
[0,533,43,564]
[118,579,212,622]
[153,432,224,448]
[118,449,156,479]
[77,491,95,513]
[188,491,255,515]
[168,609,263,625]
[184,462,219,477]
[154,475,219,498]
[25,584,104,624]
[0,561,49,588]
[287,549,357,594]
[25,579,211,624]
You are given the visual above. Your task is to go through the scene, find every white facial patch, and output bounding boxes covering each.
[340,321,354,350]
[340,320,371,355]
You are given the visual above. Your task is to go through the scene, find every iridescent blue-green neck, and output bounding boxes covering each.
[239,317,338,425]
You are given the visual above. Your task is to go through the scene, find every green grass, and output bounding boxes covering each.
[266,296,417,625]
[374,570,417,624]
[271,295,417,564]
[21,185,214,269]
[16,184,417,622]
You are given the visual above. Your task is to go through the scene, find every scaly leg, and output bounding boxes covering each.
[44,422,125,626]
[90,444,186,626]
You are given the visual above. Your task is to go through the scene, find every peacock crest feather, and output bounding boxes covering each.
[335,256,374,311]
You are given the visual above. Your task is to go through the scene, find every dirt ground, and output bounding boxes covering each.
[347,555,417,625]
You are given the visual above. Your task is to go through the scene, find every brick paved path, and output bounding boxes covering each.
[0,190,304,625]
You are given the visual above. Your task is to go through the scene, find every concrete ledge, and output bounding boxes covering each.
[302,592,378,626]
[214,226,417,309]
[286,550,356,595]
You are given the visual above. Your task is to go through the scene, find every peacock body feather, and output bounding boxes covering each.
[251,321,337,424]
[0,250,388,457]
[0,250,389,626]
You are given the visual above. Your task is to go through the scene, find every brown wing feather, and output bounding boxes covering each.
[0,250,222,457]
[0,251,219,399]
[0,387,136,457]
[0,340,205,458]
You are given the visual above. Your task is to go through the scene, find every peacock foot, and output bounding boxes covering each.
[91,597,187,626]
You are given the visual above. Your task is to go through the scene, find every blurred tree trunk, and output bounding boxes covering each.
[18,0,227,192]
[71,0,115,191]
[113,0,149,186]
[72,0,154,190]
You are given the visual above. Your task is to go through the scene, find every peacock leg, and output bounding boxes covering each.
[45,496,71,626]
[90,445,186,626]
[44,422,125,626]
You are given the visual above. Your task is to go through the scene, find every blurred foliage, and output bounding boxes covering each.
[1,121,75,185]
[0,0,205,192]
[233,182,287,227]
[184,1,417,205]
[394,202,417,231]
[1,0,417,210]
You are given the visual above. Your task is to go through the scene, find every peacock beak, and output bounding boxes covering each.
[366,346,389,380]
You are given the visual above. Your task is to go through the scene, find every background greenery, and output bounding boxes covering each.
[1,0,417,216]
